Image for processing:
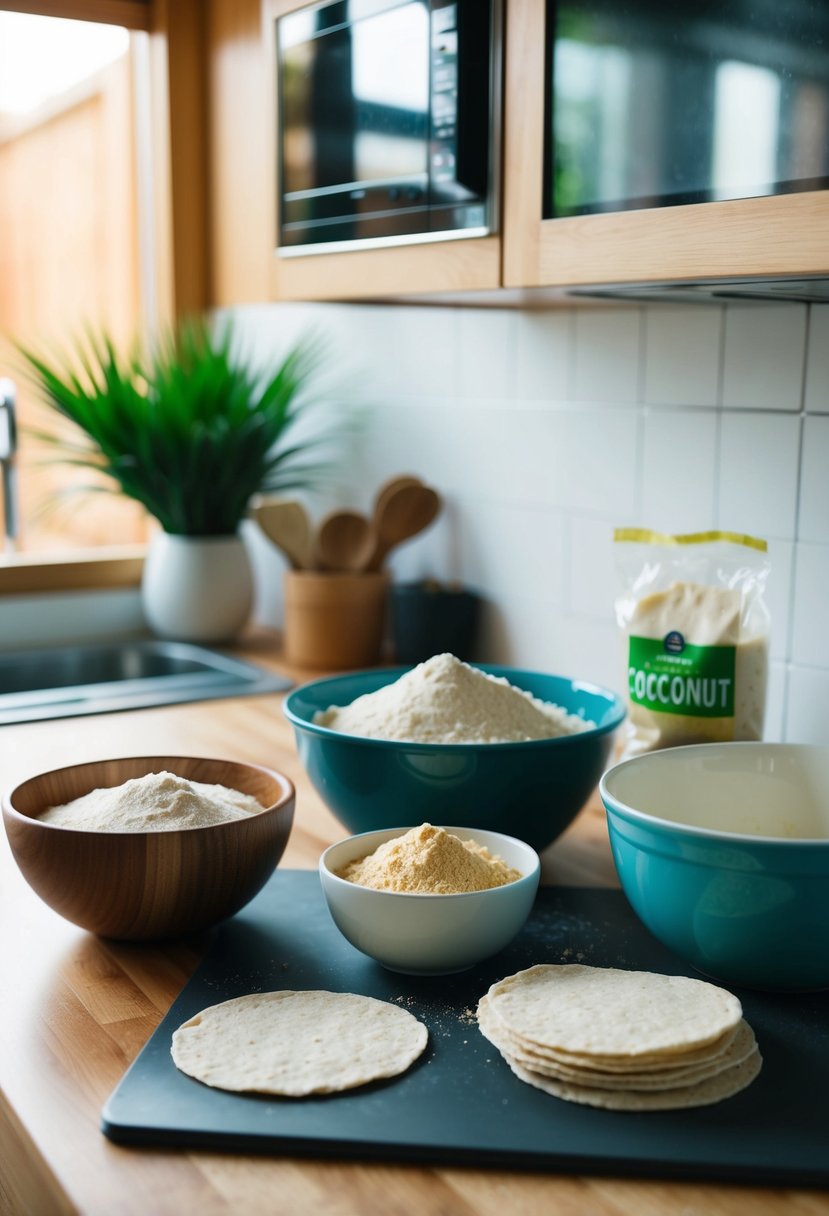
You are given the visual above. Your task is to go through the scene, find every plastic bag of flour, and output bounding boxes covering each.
[614,529,771,754]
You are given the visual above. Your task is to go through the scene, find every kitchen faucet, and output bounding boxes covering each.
[0,378,18,552]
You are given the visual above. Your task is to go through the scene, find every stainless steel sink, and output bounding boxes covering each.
[0,640,293,725]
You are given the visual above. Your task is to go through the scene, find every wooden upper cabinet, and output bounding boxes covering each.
[205,0,829,305]
[269,228,501,302]
[502,0,829,294]
[261,0,502,301]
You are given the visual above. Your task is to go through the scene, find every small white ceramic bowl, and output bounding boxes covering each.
[319,825,541,975]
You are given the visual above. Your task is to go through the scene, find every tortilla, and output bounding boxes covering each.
[503,1047,762,1111]
[478,964,761,1110]
[171,990,428,1097]
[478,993,742,1074]
[485,965,743,1059]
[478,997,757,1091]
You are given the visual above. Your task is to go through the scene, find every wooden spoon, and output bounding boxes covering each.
[316,509,374,573]
[372,474,423,522]
[365,483,442,571]
[252,500,313,570]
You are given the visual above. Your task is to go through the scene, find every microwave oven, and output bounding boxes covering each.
[275,0,499,255]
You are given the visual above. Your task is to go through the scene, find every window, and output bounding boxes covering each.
[0,10,155,558]
[0,0,209,593]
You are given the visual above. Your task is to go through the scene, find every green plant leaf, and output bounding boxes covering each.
[17,316,341,536]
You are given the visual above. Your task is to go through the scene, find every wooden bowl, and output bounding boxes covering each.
[2,756,295,941]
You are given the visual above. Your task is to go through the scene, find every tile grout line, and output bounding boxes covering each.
[780,305,813,740]
[634,307,647,524]
[712,305,726,528]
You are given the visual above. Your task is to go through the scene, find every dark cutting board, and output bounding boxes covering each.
[102,871,829,1187]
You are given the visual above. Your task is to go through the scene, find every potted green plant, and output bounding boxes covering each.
[19,316,333,642]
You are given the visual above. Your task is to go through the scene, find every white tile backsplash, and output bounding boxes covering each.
[345,399,461,493]
[791,543,829,668]
[475,595,560,670]
[453,499,565,606]
[721,304,807,411]
[457,308,516,400]
[386,306,460,398]
[764,661,787,743]
[514,311,573,401]
[572,308,641,403]
[567,515,617,621]
[480,593,620,689]
[765,539,793,663]
[517,407,640,515]
[643,305,722,407]
[545,614,621,689]
[641,409,718,532]
[797,414,829,543]
[395,402,641,515]
[233,296,829,745]
[785,666,829,743]
[717,412,801,539]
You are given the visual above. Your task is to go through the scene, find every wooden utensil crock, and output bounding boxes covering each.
[283,570,389,669]
[2,756,295,940]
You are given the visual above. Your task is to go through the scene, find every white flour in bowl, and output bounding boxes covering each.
[313,654,593,744]
[39,771,264,832]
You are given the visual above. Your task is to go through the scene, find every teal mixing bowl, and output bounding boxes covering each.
[600,743,829,991]
[284,665,625,853]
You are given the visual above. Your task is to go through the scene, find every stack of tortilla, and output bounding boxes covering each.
[477,964,762,1111]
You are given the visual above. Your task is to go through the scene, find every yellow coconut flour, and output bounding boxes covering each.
[338,823,521,894]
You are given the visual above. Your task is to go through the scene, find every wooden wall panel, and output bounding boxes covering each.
[149,0,210,318]
[205,0,271,306]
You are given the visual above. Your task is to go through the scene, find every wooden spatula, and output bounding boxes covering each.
[253,499,313,570]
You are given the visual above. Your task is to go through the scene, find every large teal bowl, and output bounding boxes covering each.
[284,665,625,853]
[600,743,829,991]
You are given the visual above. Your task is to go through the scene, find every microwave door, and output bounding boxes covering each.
[311,24,356,193]
[279,1,432,248]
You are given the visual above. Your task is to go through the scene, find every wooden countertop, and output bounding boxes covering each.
[1,636,826,1216]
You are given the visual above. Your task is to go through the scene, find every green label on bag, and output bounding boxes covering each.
[628,635,736,718]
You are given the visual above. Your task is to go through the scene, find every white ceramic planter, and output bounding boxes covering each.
[141,532,253,643]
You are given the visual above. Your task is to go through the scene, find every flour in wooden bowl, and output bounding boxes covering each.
[39,771,264,832]
[314,654,593,743]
